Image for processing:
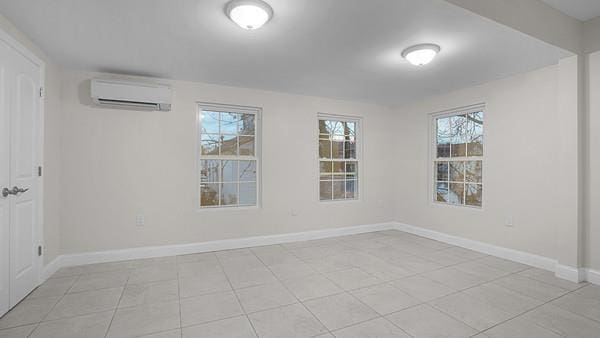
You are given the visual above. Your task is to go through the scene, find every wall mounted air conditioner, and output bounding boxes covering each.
[91,79,172,111]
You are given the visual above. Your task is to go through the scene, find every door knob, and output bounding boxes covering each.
[2,186,29,197]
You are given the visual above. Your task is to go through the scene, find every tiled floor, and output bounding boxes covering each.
[1,230,599,337]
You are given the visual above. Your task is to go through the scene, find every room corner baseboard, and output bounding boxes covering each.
[585,268,600,285]
[393,222,599,286]
[393,222,557,271]
[46,222,396,279]
[555,264,586,283]
[41,255,62,282]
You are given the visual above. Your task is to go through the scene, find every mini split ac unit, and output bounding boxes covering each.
[91,79,172,111]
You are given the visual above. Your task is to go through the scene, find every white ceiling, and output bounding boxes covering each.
[542,0,600,21]
[0,0,565,106]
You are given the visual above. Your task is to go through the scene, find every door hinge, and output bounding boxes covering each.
[38,245,42,256]
[39,87,44,98]
[38,166,42,177]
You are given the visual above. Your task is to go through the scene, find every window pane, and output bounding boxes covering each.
[200,183,219,206]
[436,182,449,202]
[331,139,344,159]
[344,138,356,159]
[333,161,345,173]
[345,162,357,179]
[450,161,465,182]
[239,114,255,135]
[319,120,330,134]
[239,136,255,156]
[239,160,256,181]
[320,161,333,180]
[467,112,483,156]
[320,161,333,173]
[220,112,239,134]
[320,181,333,200]
[221,160,238,182]
[450,114,467,157]
[319,140,331,159]
[200,160,220,182]
[436,161,449,181]
[465,160,482,183]
[220,135,238,156]
[239,182,256,205]
[331,121,345,135]
[437,117,451,158]
[449,183,465,204]
[466,184,482,207]
[344,122,356,136]
[220,183,238,205]
[345,180,357,199]
[333,181,345,200]
[201,111,220,134]
[200,134,219,155]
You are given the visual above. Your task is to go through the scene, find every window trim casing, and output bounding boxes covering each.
[196,102,262,211]
[429,103,485,210]
[317,113,363,203]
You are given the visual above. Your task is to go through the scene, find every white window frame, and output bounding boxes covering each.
[317,113,362,202]
[196,102,261,210]
[430,104,485,209]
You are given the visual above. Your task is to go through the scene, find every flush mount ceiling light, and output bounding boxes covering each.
[225,0,273,30]
[401,44,441,66]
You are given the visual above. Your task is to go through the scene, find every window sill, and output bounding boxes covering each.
[196,205,261,212]
[430,201,484,211]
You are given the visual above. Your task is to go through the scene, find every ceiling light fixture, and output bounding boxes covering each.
[401,44,441,66]
[225,0,273,30]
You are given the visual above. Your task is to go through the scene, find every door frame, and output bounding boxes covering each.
[0,26,45,286]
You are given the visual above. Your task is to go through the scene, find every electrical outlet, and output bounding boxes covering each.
[505,216,514,227]
[291,209,299,217]
[136,213,145,227]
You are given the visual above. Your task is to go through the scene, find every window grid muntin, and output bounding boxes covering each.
[318,117,359,201]
[199,105,259,209]
[433,108,484,208]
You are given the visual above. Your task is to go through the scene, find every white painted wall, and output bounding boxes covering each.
[393,64,568,260]
[0,14,61,265]
[586,50,600,270]
[58,70,395,255]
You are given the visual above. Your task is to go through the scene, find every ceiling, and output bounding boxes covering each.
[0,0,565,106]
[541,0,600,21]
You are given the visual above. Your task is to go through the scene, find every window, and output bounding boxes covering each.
[318,116,359,201]
[433,107,483,207]
[198,104,259,208]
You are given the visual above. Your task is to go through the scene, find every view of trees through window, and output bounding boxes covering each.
[199,108,258,208]
[435,111,483,207]
[319,117,359,201]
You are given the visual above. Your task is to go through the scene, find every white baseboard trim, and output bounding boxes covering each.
[40,220,599,287]
[585,268,600,285]
[394,222,557,271]
[393,222,599,286]
[41,255,62,282]
[555,264,586,283]
[56,222,396,270]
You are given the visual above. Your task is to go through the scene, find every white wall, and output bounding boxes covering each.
[0,14,61,265]
[58,70,395,255]
[393,64,569,260]
[586,50,600,270]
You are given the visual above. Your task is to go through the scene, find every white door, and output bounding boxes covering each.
[0,35,42,317]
